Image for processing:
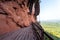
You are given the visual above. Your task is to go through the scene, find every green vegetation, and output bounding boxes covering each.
[41,21,60,40]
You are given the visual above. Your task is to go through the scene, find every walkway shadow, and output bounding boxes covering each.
[44,32,60,40]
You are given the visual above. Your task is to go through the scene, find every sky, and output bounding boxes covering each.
[37,0,60,21]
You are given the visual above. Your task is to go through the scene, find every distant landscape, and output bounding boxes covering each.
[40,20,60,40]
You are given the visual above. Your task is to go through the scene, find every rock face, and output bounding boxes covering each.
[0,0,44,40]
[0,0,36,35]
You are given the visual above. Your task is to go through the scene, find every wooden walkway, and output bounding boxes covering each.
[0,23,44,40]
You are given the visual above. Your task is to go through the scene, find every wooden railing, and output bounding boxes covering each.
[44,31,54,40]
[32,22,54,40]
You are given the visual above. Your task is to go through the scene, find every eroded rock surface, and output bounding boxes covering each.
[0,0,36,35]
[0,0,44,40]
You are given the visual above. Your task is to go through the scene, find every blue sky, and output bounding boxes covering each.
[37,0,60,21]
